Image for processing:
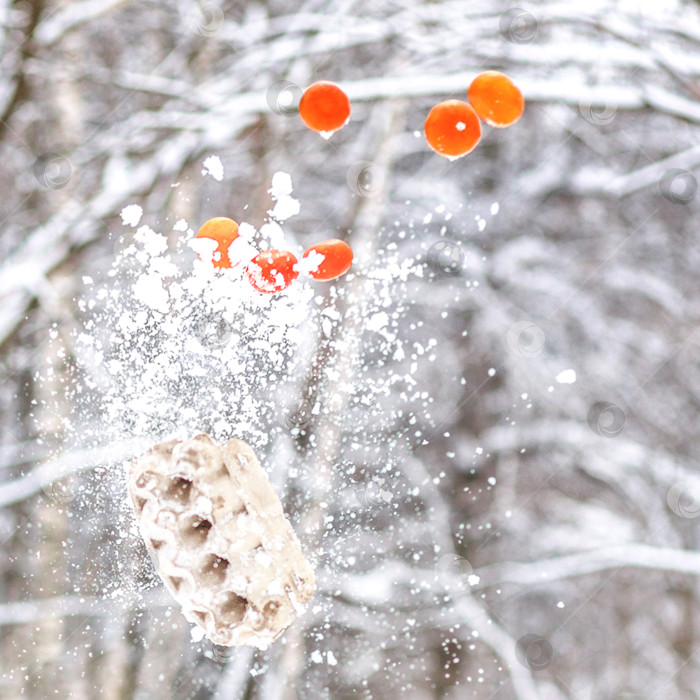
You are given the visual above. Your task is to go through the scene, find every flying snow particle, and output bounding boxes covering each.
[269,197,300,221]
[269,171,293,197]
[268,171,300,221]
[260,221,287,249]
[134,225,168,256]
[490,202,499,215]
[132,274,169,313]
[556,369,577,384]
[296,250,324,276]
[120,204,143,227]
[202,155,224,181]
[189,235,218,265]
[227,236,258,268]
[366,312,389,332]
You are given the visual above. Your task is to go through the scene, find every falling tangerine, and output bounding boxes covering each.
[303,239,353,281]
[298,81,351,134]
[467,71,524,128]
[196,217,240,269]
[424,100,481,159]
[246,249,299,294]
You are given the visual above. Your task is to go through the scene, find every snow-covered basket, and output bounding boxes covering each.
[126,434,315,648]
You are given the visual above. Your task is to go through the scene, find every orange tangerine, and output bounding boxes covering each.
[424,99,481,158]
[196,217,240,269]
[467,71,524,128]
[303,239,353,281]
[246,249,299,294]
[298,81,351,133]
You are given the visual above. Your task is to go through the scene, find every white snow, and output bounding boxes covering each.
[268,171,300,222]
[188,236,218,261]
[296,250,324,276]
[133,225,168,256]
[260,221,287,249]
[190,625,205,642]
[202,155,224,181]
[269,171,293,197]
[227,236,258,267]
[120,204,143,227]
[269,197,300,221]
[132,274,169,313]
[556,369,577,384]
[366,312,389,332]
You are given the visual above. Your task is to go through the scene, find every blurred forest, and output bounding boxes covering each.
[2,0,700,698]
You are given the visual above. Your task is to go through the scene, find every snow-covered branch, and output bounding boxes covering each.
[476,544,700,588]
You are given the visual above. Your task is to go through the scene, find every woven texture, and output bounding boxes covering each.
[127,434,315,648]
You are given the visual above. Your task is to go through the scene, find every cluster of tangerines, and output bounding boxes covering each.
[195,217,353,294]
[294,69,524,157]
[194,70,523,294]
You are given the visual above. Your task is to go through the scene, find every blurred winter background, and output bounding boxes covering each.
[2,0,700,698]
